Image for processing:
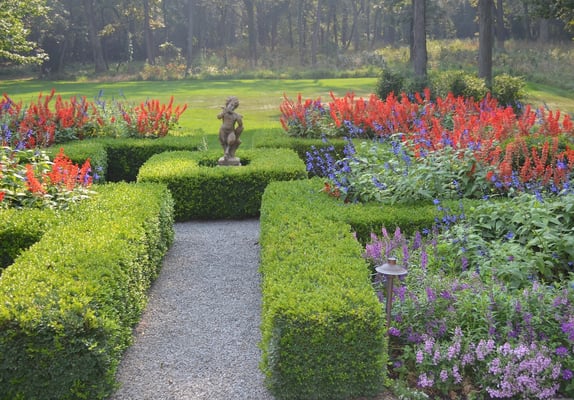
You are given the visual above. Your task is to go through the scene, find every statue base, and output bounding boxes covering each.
[218,156,241,166]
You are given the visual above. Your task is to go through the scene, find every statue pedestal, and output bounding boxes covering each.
[218,156,241,166]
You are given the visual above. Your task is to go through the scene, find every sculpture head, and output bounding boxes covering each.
[225,96,240,111]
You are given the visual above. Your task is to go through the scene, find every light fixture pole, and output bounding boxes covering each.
[375,257,407,332]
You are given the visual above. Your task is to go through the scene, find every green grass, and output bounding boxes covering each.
[524,82,574,115]
[0,78,378,134]
[1,76,572,149]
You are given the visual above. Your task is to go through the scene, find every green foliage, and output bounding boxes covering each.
[430,70,489,100]
[260,178,387,399]
[0,182,174,400]
[331,140,493,205]
[375,69,405,99]
[98,136,201,182]
[138,148,307,220]
[492,73,526,109]
[0,208,59,270]
[0,0,48,65]
[444,193,574,287]
[47,140,108,182]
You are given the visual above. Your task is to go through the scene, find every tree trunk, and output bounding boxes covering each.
[478,0,493,88]
[495,0,506,49]
[243,0,257,68]
[186,0,194,74]
[83,0,107,73]
[297,0,305,65]
[143,0,155,65]
[538,18,550,42]
[311,0,321,66]
[412,0,427,80]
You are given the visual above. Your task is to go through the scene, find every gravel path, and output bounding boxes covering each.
[108,219,274,400]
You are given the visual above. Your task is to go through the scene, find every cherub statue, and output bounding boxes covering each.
[217,96,243,165]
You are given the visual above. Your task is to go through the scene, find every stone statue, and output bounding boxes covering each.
[217,96,244,166]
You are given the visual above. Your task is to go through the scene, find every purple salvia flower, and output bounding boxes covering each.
[555,346,569,357]
[402,243,409,266]
[439,370,448,382]
[388,327,401,336]
[417,373,434,388]
[421,247,428,270]
[416,349,424,364]
[426,287,436,302]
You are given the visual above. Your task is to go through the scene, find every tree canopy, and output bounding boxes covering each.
[0,0,49,64]
[0,0,572,74]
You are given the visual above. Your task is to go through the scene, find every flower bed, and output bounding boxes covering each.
[292,90,574,398]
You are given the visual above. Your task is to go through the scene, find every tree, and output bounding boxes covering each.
[478,0,494,88]
[83,0,107,72]
[243,0,257,67]
[143,0,156,64]
[186,0,195,72]
[530,0,574,32]
[412,0,428,80]
[0,0,49,64]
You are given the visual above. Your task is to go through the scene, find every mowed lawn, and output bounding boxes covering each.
[1,77,572,141]
[0,78,378,135]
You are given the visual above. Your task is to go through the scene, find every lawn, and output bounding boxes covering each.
[0,78,377,134]
[2,77,573,139]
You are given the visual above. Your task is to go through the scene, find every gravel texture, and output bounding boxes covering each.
[108,219,274,400]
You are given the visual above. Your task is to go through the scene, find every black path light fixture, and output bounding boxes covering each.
[375,257,407,332]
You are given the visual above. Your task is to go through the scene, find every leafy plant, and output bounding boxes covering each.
[0,146,94,209]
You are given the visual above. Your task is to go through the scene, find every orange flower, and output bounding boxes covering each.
[25,164,46,194]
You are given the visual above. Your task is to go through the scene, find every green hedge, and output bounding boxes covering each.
[47,140,109,182]
[138,148,307,220]
[0,182,174,400]
[0,208,59,271]
[259,178,472,399]
[53,136,201,183]
[253,130,347,165]
[259,178,387,400]
[101,136,201,182]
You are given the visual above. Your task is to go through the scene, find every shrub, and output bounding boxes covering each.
[137,148,307,220]
[260,178,387,399]
[0,208,58,270]
[493,73,526,110]
[98,136,201,182]
[0,182,174,400]
[375,69,406,100]
[0,146,95,210]
[430,70,489,100]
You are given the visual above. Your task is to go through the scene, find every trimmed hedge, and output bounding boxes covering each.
[47,140,109,182]
[137,148,307,220]
[0,208,59,271]
[54,136,201,183]
[260,178,387,400]
[0,182,174,400]
[253,129,348,166]
[100,136,201,182]
[259,178,471,399]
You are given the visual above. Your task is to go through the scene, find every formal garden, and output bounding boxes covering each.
[0,67,573,400]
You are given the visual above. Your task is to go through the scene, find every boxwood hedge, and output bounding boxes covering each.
[260,178,387,400]
[137,148,307,220]
[0,182,174,400]
[259,178,460,399]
